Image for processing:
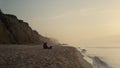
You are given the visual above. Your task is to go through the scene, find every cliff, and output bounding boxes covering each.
[0,45,93,68]
[0,9,57,44]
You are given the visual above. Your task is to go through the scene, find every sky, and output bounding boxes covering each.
[1,0,120,46]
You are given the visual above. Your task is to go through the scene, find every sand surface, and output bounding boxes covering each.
[0,45,93,68]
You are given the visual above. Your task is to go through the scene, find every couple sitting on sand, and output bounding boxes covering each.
[43,42,52,49]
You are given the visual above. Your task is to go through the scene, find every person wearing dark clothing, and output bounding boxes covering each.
[43,42,52,49]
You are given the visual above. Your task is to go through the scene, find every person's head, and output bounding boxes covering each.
[44,42,47,44]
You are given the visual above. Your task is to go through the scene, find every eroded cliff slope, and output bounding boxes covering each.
[0,10,56,44]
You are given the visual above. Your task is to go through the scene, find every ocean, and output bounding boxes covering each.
[78,47,120,68]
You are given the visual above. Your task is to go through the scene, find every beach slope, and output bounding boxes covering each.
[0,45,93,68]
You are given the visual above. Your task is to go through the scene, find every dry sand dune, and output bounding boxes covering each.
[0,45,93,68]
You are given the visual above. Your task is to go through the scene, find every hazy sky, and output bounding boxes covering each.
[1,0,120,46]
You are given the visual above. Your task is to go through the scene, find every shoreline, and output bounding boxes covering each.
[79,47,113,68]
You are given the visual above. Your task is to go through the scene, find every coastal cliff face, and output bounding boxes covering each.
[0,10,57,44]
[0,45,93,68]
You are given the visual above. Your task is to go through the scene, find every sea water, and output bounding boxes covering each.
[80,47,120,68]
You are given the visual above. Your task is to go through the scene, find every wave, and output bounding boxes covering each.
[78,48,112,68]
[88,56,112,68]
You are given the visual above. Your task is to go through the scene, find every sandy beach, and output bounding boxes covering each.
[0,45,93,68]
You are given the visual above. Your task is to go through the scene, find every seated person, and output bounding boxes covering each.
[43,42,52,49]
